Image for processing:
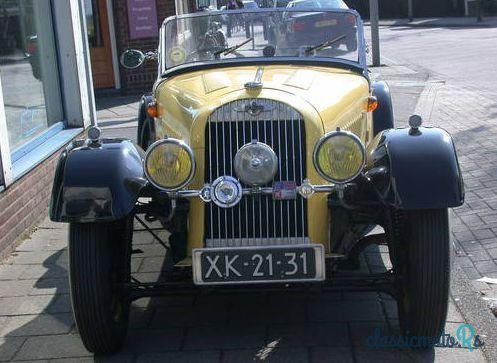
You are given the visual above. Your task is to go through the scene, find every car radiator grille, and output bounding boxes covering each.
[204,99,308,247]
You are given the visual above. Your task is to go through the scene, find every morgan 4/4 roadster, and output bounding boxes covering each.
[49,8,464,354]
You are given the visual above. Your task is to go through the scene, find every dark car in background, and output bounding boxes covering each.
[267,0,357,52]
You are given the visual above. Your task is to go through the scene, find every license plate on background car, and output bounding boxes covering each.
[315,19,337,27]
[192,245,325,285]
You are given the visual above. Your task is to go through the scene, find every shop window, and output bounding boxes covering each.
[0,0,63,155]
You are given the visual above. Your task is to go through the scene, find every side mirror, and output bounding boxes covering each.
[120,49,146,69]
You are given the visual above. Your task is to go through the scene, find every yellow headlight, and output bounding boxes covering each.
[313,130,365,184]
[144,139,195,191]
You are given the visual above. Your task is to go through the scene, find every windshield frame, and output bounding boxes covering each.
[159,8,367,76]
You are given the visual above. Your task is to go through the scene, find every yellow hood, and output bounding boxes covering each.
[154,64,370,143]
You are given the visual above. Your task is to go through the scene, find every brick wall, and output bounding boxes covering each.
[0,149,63,261]
[113,0,183,93]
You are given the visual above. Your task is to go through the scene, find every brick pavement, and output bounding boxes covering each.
[0,218,486,362]
[96,94,139,141]
[414,81,497,285]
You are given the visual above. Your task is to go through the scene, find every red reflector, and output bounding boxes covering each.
[346,14,356,25]
[291,20,306,32]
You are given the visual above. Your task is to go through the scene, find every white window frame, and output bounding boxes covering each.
[0,0,95,190]
[0,80,13,190]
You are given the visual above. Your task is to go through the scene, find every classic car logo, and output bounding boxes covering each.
[234,100,275,116]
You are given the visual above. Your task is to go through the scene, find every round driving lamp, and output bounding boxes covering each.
[144,138,195,191]
[234,141,278,186]
[313,130,366,184]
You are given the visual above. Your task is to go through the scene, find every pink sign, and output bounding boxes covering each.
[127,0,158,39]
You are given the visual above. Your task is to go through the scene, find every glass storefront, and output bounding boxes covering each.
[0,0,63,153]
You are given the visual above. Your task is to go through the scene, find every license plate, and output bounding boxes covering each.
[193,245,325,285]
[315,19,337,27]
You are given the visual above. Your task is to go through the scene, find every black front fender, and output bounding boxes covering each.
[50,139,148,223]
[366,127,464,210]
[372,81,394,136]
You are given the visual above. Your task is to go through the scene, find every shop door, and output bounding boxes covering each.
[85,0,115,89]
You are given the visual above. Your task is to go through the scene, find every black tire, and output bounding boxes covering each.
[137,95,154,149]
[69,219,132,355]
[346,38,357,52]
[394,209,450,347]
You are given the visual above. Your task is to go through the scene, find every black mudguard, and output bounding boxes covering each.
[366,127,464,210]
[137,94,155,149]
[50,139,148,223]
[372,81,394,136]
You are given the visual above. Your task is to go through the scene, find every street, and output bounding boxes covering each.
[378,26,497,98]
[372,25,497,281]
[1,21,497,362]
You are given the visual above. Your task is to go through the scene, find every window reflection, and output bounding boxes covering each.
[0,0,62,152]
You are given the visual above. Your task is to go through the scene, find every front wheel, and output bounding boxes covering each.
[392,209,450,347]
[69,219,132,354]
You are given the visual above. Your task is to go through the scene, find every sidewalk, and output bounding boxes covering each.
[95,94,140,141]
[365,16,497,28]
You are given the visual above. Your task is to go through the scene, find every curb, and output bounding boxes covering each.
[364,19,497,28]
[451,263,497,362]
[414,80,445,122]
[97,117,138,129]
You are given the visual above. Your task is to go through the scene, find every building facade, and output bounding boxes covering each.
[88,0,194,93]
[0,0,94,259]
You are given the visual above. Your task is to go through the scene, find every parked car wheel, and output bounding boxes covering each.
[393,209,450,347]
[69,219,132,354]
[346,37,357,52]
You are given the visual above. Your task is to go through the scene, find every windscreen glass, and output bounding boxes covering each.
[163,9,361,69]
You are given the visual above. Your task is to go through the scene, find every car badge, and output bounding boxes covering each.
[234,100,275,116]
[273,181,297,200]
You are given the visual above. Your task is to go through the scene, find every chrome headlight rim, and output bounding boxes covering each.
[144,138,196,191]
[312,130,366,184]
[211,175,243,208]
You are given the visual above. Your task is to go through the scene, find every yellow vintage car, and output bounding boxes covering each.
[50,8,464,354]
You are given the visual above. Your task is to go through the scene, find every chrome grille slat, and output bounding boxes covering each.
[277,105,283,242]
[208,107,214,242]
[291,112,298,239]
[205,99,308,247]
[250,115,256,244]
[298,114,305,243]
